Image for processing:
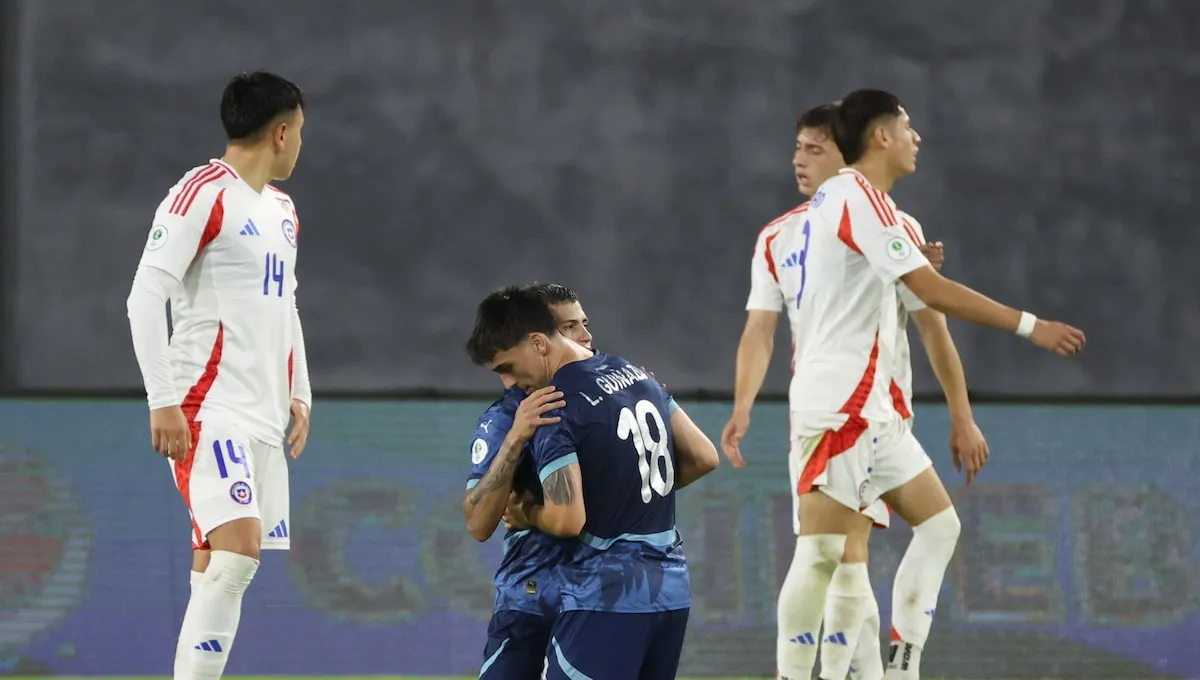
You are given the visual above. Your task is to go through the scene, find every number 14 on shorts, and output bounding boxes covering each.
[213,439,252,479]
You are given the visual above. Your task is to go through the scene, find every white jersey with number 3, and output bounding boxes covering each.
[137,159,301,444]
[746,168,930,434]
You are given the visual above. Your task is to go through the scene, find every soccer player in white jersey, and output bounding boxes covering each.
[125,71,311,680]
[721,90,1085,680]
[723,101,991,680]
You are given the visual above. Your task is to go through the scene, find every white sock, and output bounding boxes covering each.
[850,599,883,680]
[173,551,259,680]
[886,507,960,680]
[819,562,875,680]
[777,534,845,680]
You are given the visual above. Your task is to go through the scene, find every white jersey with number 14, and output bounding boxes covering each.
[137,159,301,444]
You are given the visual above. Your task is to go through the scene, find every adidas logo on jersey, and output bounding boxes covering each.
[239,219,260,236]
[781,252,803,267]
[194,639,224,652]
[267,519,289,539]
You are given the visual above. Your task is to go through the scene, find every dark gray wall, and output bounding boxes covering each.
[7,0,1199,395]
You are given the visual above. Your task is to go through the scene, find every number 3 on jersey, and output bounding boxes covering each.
[263,252,285,297]
[617,400,674,503]
[795,219,811,308]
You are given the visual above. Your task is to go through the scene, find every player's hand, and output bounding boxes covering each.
[720,408,751,469]
[641,366,666,390]
[919,242,945,271]
[1029,320,1086,357]
[508,386,566,444]
[949,418,989,485]
[287,399,311,459]
[502,490,537,531]
[149,405,191,461]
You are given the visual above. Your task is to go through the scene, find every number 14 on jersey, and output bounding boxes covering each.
[263,252,285,297]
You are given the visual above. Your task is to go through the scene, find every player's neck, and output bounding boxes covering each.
[549,342,594,375]
[851,157,896,193]
[220,146,275,194]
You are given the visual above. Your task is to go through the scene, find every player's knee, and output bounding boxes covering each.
[201,550,259,596]
[913,506,960,546]
[841,531,871,564]
[792,534,845,579]
[206,518,263,560]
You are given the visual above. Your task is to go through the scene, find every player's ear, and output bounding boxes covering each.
[529,332,549,355]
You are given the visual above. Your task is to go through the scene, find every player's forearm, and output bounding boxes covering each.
[529,502,585,538]
[913,309,973,423]
[733,316,777,413]
[126,266,181,409]
[290,302,312,407]
[462,435,524,541]
[903,268,1022,334]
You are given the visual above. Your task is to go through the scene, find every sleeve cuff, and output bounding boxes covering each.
[538,453,579,483]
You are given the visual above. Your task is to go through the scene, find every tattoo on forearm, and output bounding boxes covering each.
[543,467,576,505]
[467,441,519,507]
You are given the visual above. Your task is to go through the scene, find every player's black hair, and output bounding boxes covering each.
[526,282,579,306]
[465,286,560,365]
[833,89,904,164]
[795,102,841,136]
[220,71,306,142]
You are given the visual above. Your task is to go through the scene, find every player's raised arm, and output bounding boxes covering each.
[843,181,1085,358]
[669,402,720,488]
[528,413,586,538]
[900,267,1085,357]
[723,222,786,467]
[463,386,564,542]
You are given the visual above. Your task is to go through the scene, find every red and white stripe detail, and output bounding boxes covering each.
[175,323,226,550]
[797,333,880,495]
[170,163,227,217]
[757,202,810,283]
[900,216,923,246]
[851,176,897,227]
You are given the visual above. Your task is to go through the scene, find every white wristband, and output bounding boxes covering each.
[1016,311,1037,338]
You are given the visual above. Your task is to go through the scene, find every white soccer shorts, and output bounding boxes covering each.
[865,416,934,499]
[788,412,890,532]
[168,419,291,550]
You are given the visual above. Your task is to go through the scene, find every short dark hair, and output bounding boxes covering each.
[220,71,305,142]
[795,102,840,136]
[832,89,904,164]
[464,286,559,365]
[526,283,579,306]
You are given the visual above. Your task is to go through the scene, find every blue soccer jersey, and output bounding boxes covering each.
[467,388,566,615]
[530,353,691,613]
